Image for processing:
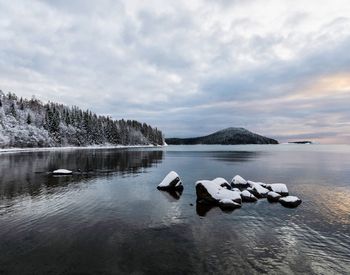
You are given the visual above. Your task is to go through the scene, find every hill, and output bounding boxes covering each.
[0,90,164,148]
[165,127,278,145]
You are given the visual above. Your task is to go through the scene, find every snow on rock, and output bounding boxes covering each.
[247,181,270,198]
[195,180,242,205]
[266,183,289,196]
[267,191,282,202]
[279,196,302,208]
[241,190,258,202]
[219,199,241,210]
[157,171,183,190]
[212,177,232,190]
[53,169,73,175]
[231,175,249,188]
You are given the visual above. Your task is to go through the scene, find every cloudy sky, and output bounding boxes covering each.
[1,0,350,143]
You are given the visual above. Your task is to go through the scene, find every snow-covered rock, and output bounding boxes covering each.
[267,191,281,202]
[266,183,289,196]
[240,190,258,202]
[212,177,232,190]
[53,169,72,175]
[279,196,302,208]
[195,180,242,205]
[219,199,241,210]
[231,175,249,188]
[157,171,183,190]
[247,181,270,198]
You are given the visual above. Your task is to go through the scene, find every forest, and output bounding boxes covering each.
[0,90,164,148]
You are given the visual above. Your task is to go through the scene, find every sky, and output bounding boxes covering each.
[1,0,350,143]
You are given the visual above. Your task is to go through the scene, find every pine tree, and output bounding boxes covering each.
[27,113,32,124]
[10,102,17,118]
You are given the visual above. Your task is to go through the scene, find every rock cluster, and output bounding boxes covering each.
[157,172,302,210]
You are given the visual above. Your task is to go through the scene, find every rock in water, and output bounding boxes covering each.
[212,177,232,190]
[195,180,242,205]
[266,183,289,196]
[53,169,73,175]
[279,196,302,208]
[219,199,241,210]
[231,175,249,189]
[247,181,270,198]
[267,191,282,202]
[157,171,183,190]
[241,190,258,202]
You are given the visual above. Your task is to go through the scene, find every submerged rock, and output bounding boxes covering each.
[157,171,183,190]
[231,175,249,189]
[52,169,73,175]
[240,190,258,202]
[267,191,282,202]
[279,196,302,208]
[195,180,242,205]
[266,183,289,196]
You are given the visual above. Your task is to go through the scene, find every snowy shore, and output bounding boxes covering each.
[0,144,163,154]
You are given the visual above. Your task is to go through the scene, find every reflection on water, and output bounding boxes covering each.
[0,149,163,200]
[158,189,183,201]
[0,145,350,274]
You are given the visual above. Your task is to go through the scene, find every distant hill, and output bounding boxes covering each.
[165,127,278,145]
[288,141,312,144]
[0,90,164,148]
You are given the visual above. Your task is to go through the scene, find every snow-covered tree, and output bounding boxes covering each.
[0,90,164,148]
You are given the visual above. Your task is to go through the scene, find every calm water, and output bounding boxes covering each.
[0,145,350,274]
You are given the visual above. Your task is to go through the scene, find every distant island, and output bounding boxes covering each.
[0,90,164,148]
[165,127,278,145]
[288,141,313,144]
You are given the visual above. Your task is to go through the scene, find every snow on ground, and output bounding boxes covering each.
[0,144,160,154]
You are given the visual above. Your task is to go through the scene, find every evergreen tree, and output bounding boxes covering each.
[10,102,17,118]
[27,113,32,124]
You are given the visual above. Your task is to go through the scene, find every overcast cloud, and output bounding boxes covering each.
[1,0,350,143]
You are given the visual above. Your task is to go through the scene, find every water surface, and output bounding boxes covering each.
[0,145,349,274]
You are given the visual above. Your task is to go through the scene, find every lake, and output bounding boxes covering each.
[0,145,349,274]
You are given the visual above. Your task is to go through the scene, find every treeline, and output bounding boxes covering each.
[0,90,164,148]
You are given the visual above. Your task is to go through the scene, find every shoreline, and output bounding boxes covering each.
[0,144,164,154]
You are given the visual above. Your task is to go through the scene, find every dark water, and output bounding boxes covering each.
[0,145,349,275]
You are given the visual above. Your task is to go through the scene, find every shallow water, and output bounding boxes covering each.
[0,145,349,274]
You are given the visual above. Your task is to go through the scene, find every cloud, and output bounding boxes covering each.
[1,0,350,143]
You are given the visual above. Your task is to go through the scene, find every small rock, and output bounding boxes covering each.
[241,190,258,202]
[157,171,183,190]
[279,196,302,208]
[231,175,249,189]
[52,169,72,175]
[247,181,269,198]
[267,191,281,202]
[266,183,289,196]
[219,199,241,210]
